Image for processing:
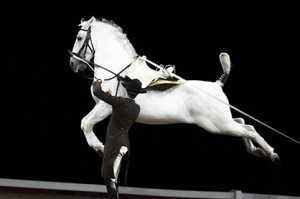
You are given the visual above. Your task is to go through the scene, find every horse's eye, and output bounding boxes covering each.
[77,36,82,41]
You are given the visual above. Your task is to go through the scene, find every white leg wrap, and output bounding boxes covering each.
[111,146,128,182]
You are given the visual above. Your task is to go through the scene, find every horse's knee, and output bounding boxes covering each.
[80,118,86,131]
[81,118,93,132]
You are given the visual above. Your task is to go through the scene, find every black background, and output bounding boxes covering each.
[1,2,300,197]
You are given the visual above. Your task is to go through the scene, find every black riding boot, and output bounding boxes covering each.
[104,178,119,199]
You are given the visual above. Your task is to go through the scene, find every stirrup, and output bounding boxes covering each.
[165,64,176,74]
[161,64,176,79]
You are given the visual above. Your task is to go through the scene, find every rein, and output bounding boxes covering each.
[69,51,134,81]
[69,50,137,96]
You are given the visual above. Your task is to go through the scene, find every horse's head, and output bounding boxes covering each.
[69,16,138,80]
[69,17,96,73]
[69,16,141,97]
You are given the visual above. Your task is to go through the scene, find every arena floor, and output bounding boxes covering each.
[1,179,300,199]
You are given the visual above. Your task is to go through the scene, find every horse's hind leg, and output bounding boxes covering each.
[234,118,267,157]
[232,118,280,164]
[81,103,111,154]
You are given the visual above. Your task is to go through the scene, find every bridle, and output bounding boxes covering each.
[69,26,137,95]
[77,27,95,61]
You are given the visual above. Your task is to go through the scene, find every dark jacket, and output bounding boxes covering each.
[93,81,140,179]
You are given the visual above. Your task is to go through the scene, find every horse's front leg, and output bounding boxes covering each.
[81,102,112,153]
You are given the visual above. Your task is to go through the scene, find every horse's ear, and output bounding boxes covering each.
[89,16,96,23]
[85,16,96,26]
[79,18,86,27]
[80,16,95,28]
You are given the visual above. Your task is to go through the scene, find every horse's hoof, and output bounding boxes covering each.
[96,150,103,158]
[271,153,281,165]
[254,148,267,157]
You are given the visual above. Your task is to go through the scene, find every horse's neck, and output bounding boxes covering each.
[93,24,137,74]
[94,44,134,68]
[92,23,138,96]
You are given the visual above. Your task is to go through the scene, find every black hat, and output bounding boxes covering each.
[122,79,147,94]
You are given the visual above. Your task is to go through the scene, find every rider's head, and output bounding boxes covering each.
[122,78,147,99]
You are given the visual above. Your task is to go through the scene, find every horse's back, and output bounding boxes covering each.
[136,80,231,125]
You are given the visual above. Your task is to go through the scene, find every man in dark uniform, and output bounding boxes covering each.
[92,78,147,199]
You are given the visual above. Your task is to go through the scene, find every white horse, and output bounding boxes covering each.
[69,16,280,164]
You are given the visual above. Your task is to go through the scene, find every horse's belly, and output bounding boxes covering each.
[136,104,190,124]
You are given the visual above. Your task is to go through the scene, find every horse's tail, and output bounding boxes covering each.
[216,52,231,87]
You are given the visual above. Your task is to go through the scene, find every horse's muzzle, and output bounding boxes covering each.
[69,56,87,73]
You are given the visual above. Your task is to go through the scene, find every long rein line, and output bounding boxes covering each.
[200,87,300,145]
[142,56,300,145]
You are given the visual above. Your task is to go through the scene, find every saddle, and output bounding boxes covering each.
[147,77,185,91]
